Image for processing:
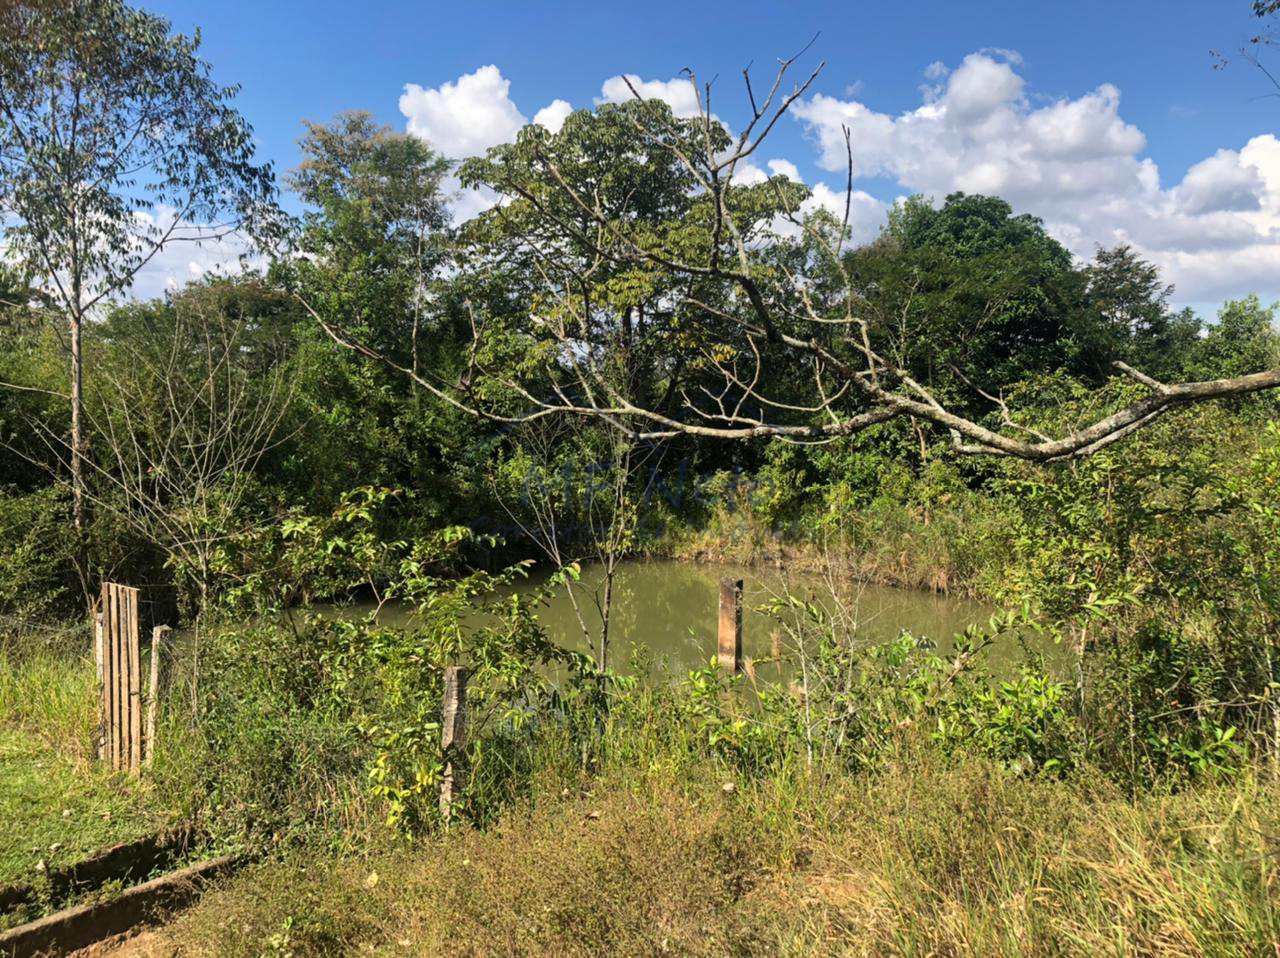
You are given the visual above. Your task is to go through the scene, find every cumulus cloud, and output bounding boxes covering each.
[399,67,580,223]
[1174,148,1266,215]
[596,73,704,119]
[533,98,573,134]
[399,65,527,160]
[730,162,769,185]
[800,183,888,245]
[941,52,1024,120]
[445,182,502,226]
[767,159,803,183]
[791,51,1280,303]
[761,181,888,247]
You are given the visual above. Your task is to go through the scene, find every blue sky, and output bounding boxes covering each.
[138,1,1280,311]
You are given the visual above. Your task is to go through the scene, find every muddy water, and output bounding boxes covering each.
[352,559,1045,676]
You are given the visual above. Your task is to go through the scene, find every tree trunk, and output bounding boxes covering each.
[69,306,85,533]
[599,569,613,672]
[68,303,93,609]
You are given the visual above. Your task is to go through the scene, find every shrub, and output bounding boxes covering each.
[0,486,76,623]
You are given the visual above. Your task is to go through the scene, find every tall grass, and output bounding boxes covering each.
[162,749,1279,956]
[653,482,1011,598]
[0,632,173,900]
[0,645,97,764]
[3,603,1277,953]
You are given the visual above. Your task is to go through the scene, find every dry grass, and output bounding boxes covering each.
[155,758,1279,957]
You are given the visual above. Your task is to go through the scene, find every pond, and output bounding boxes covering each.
[350,559,1052,677]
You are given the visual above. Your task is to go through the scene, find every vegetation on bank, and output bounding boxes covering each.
[6,600,1278,954]
[2,1,1280,952]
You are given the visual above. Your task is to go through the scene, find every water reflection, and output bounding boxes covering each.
[356,560,1048,676]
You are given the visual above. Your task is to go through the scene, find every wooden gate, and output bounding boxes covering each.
[96,582,142,773]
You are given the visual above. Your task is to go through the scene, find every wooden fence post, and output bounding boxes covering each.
[718,578,743,674]
[127,588,141,773]
[439,666,469,824]
[98,583,142,774]
[101,585,118,769]
[144,625,169,768]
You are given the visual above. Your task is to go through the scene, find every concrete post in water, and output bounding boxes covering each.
[718,578,743,674]
[439,666,469,823]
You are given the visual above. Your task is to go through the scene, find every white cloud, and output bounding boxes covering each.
[943,52,1024,120]
[1174,147,1266,215]
[791,52,1280,303]
[399,65,527,160]
[1024,85,1145,162]
[801,183,888,246]
[126,207,254,300]
[767,159,803,183]
[446,179,502,226]
[533,98,573,134]
[762,181,888,247]
[399,67,578,223]
[730,162,769,185]
[597,73,704,119]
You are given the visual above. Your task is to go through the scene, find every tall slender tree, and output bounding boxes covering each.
[0,0,277,590]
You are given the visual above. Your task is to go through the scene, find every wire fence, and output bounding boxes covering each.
[0,612,91,660]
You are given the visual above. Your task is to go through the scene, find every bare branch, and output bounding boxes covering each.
[305,48,1280,465]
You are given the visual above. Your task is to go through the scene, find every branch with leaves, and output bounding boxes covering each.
[308,49,1280,463]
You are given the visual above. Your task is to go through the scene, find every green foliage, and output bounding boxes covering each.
[0,486,75,621]
[1191,295,1280,380]
[849,193,1081,397]
[666,596,1077,779]
[934,667,1075,774]
[163,492,603,839]
[0,0,278,302]
[993,382,1280,783]
[1081,244,1203,379]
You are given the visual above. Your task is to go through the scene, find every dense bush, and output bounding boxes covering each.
[0,486,77,622]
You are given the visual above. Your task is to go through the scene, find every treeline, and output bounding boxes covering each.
[2,0,1280,801]
[1,124,1275,619]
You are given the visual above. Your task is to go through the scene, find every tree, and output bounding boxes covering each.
[492,417,643,671]
[315,54,1280,465]
[1193,296,1280,381]
[284,111,490,523]
[288,111,450,383]
[0,0,277,569]
[78,280,295,704]
[1213,1,1280,98]
[845,193,1084,403]
[1082,245,1201,379]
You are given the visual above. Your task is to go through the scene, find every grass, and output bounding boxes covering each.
[150,757,1279,956]
[4,619,1277,955]
[0,650,173,920]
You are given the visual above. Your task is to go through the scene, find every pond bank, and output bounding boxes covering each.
[644,503,1007,599]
